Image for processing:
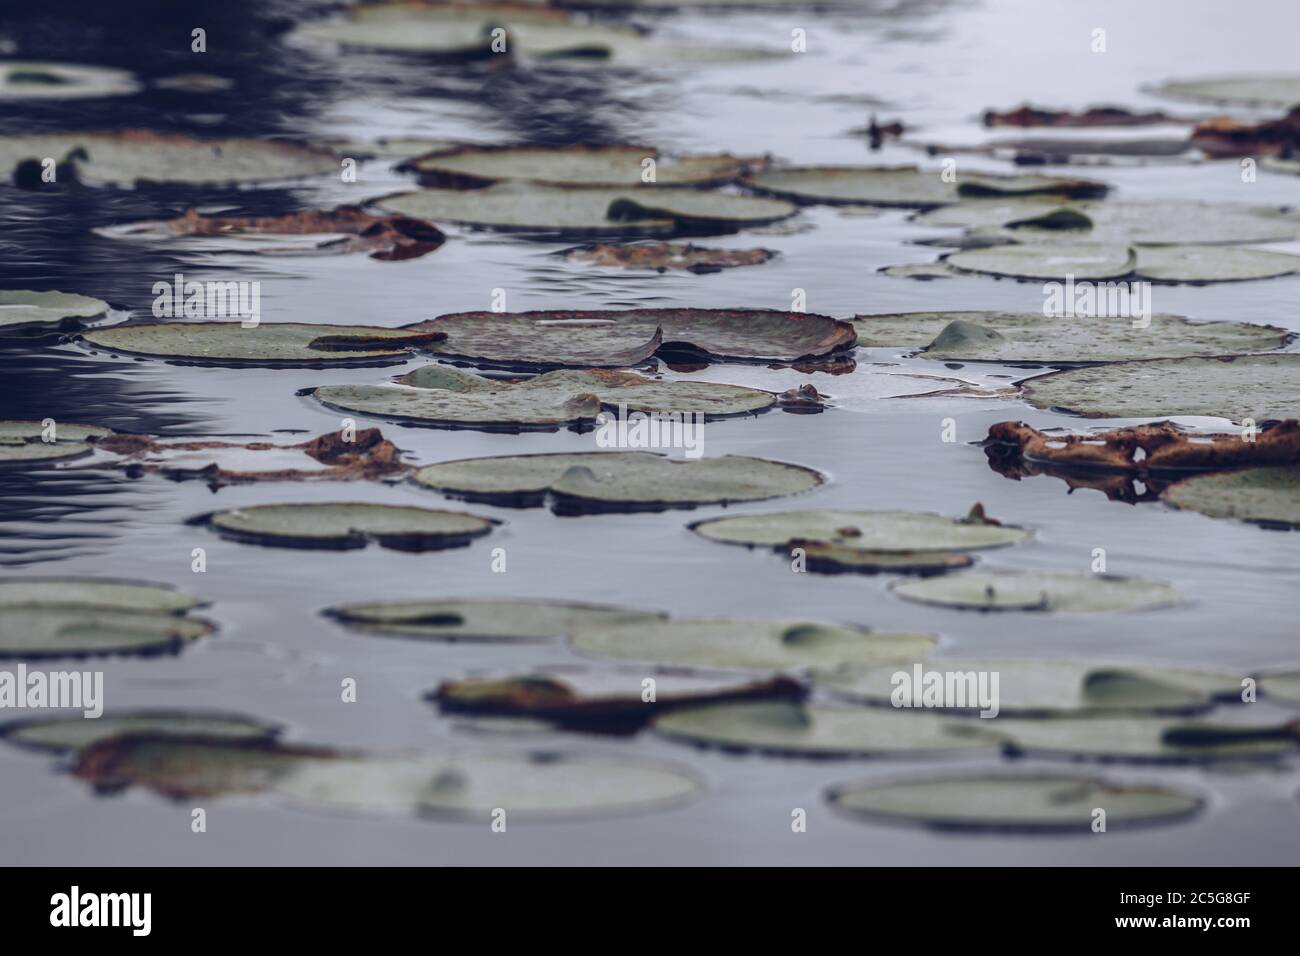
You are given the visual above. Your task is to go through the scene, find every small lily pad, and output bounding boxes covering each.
[999,715,1300,763]
[413,451,824,512]
[891,571,1180,613]
[0,290,109,332]
[743,165,1105,208]
[852,311,1289,362]
[81,322,444,367]
[324,598,666,643]
[1021,354,1300,421]
[689,508,1029,553]
[946,243,1136,280]
[570,618,936,672]
[0,577,202,613]
[1163,466,1300,528]
[199,502,497,551]
[378,182,797,236]
[1152,75,1300,107]
[0,61,139,100]
[0,711,279,754]
[827,771,1203,832]
[653,700,1000,757]
[0,607,213,660]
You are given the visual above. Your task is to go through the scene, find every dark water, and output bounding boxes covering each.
[2,0,1300,864]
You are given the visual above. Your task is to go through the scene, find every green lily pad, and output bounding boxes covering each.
[1152,75,1300,107]
[570,618,936,672]
[0,419,113,468]
[689,508,1029,553]
[891,571,1180,613]
[819,659,1242,716]
[653,701,1000,757]
[409,308,856,369]
[402,144,754,188]
[324,598,666,643]
[0,607,213,660]
[1021,354,1300,421]
[81,322,444,367]
[378,182,797,236]
[998,715,1300,763]
[312,367,774,431]
[0,290,109,332]
[1163,466,1300,528]
[786,542,976,575]
[0,711,279,754]
[0,61,139,100]
[72,735,699,821]
[880,261,963,280]
[1259,670,1300,705]
[0,441,93,466]
[827,771,1203,832]
[200,502,497,551]
[0,577,202,613]
[946,243,1137,280]
[743,166,1105,208]
[1134,245,1300,283]
[852,311,1290,362]
[0,131,338,186]
[413,451,824,512]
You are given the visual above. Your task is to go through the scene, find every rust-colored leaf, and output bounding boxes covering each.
[1189,107,1300,158]
[983,105,1191,128]
[563,241,775,273]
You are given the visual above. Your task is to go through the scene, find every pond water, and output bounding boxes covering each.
[2,0,1299,864]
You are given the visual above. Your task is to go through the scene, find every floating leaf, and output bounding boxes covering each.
[891,571,1180,613]
[313,367,774,431]
[1134,245,1300,282]
[81,322,444,367]
[879,261,962,280]
[982,105,1189,128]
[378,181,797,236]
[0,61,139,100]
[324,598,666,643]
[0,608,213,660]
[0,711,279,754]
[1163,466,1300,528]
[562,241,775,273]
[852,311,1289,362]
[1021,354,1300,421]
[570,618,935,671]
[653,700,1000,757]
[827,771,1203,831]
[1189,108,1300,159]
[408,308,856,369]
[413,451,824,512]
[0,290,109,332]
[998,715,1300,762]
[946,243,1136,280]
[198,502,497,551]
[0,577,202,613]
[1260,670,1300,706]
[1152,74,1300,107]
[0,441,93,466]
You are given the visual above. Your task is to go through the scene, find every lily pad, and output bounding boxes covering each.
[408,308,857,369]
[199,502,497,551]
[1152,75,1300,107]
[81,323,444,367]
[891,571,1180,613]
[946,243,1136,280]
[1162,466,1300,528]
[998,715,1300,763]
[324,598,666,643]
[413,451,824,512]
[852,311,1289,362]
[0,711,279,754]
[0,61,139,100]
[1021,354,1300,421]
[819,659,1242,716]
[71,735,699,821]
[570,618,936,672]
[0,290,109,332]
[1134,245,1300,283]
[0,131,338,186]
[0,577,202,613]
[742,166,1105,208]
[378,182,797,236]
[827,771,1203,832]
[312,367,775,431]
[563,241,776,273]
[0,607,213,660]
[0,441,93,466]
[653,700,1000,757]
[1260,670,1300,705]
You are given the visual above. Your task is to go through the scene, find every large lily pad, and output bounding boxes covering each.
[0,577,201,613]
[653,700,1000,757]
[71,735,699,821]
[853,311,1288,362]
[1135,245,1300,283]
[313,367,775,431]
[81,323,444,367]
[819,659,1242,716]
[891,571,1180,613]
[408,308,856,369]
[199,502,497,551]
[998,715,1300,763]
[689,508,1029,553]
[0,61,140,100]
[570,618,935,672]
[1152,75,1300,107]
[378,182,797,236]
[742,166,1106,208]
[1163,466,1300,528]
[0,131,338,186]
[0,711,279,754]
[0,607,213,660]
[413,451,824,512]
[0,290,109,332]
[1021,354,1300,421]
[324,598,666,643]
[946,243,1136,280]
[1260,670,1300,706]
[827,771,1203,832]
[0,440,93,467]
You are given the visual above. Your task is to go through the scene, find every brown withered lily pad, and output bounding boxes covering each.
[99,206,446,261]
[562,241,776,274]
[194,502,497,552]
[1190,107,1300,158]
[982,105,1192,128]
[407,308,856,369]
[429,666,805,733]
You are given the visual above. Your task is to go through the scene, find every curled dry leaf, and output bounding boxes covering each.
[562,241,776,273]
[1189,106,1300,158]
